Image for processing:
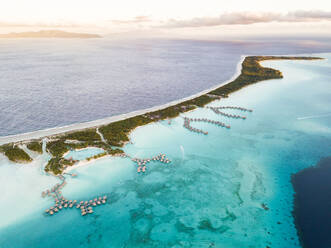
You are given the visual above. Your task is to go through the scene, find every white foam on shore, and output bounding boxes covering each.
[0,56,245,145]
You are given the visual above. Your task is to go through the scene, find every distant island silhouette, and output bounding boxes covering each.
[0,30,102,38]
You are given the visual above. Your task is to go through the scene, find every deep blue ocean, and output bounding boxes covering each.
[1,37,331,136]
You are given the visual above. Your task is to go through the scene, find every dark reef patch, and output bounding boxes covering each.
[292,156,331,248]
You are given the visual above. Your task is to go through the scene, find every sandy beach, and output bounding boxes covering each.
[63,154,111,173]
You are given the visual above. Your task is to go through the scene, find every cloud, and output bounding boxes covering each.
[1,10,330,31]
[109,16,152,25]
[162,10,331,28]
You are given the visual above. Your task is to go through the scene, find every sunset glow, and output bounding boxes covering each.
[0,0,331,36]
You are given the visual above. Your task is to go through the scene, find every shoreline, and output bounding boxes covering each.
[0,56,245,146]
[0,55,323,169]
[63,154,113,173]
[0,53,323,146]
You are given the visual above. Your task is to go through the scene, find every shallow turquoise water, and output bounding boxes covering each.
[0,54,331,248]
[64,147,105,161]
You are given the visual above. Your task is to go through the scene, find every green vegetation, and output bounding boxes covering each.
[46,129,102,157]
[0,144,32,163]
[1,55,322,174]
[46,139,70,157]
[27,141,43,153]
[209,56,321,96]
[45,157,77,175]
[45,146,123,174]
[109,148,125,155]
[64,129,101,142]
[44,126,123,174]
[86,152,108,161]
[99,116,153,146]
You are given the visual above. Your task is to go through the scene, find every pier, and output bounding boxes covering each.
[42,175,108,217]
[211,106,253,112]
[183,117,229,135]
[207,107,247,119]
[42,151,172,216]
[182,105,253,135]
[130,153,171,173]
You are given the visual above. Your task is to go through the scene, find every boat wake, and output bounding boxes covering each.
[296,113,331,120]
[180,145,185,160]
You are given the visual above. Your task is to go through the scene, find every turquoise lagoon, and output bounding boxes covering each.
[0,54,331,248]
[64,147,105,161]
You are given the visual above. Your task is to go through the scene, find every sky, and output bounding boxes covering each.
[1,0,331,37]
